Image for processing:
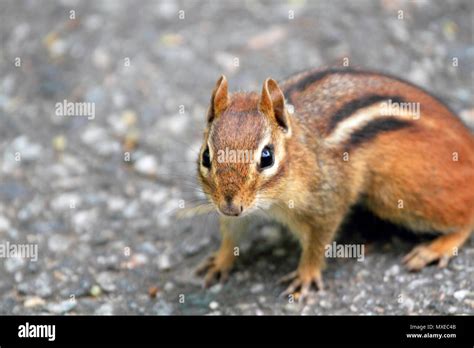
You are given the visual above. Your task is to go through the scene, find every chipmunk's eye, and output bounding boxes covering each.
[202,147,211,168]
[259,145,274,170]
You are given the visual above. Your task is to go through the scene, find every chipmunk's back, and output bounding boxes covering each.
[279,68,474,232]
[280,68,472,144]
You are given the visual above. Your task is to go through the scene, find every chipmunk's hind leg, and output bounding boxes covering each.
[403,226,472,271]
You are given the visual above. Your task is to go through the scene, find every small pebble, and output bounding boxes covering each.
[5,257,26,273]
[319,300,332,309]
[400,297,415,312]
[453,290,469,301]
[134,155,159,176]
[164,282,174,292]
[157,254,172,271]
[95,303,114,315]
[250,283,265,294]
[46,299,76,314]
[148,286,159,298]
[24,296,45,308]
[90,285,102,297]
[0,216,11,231]
[209,283,222,294]
[384,264,400,278]
[448,306,458,314]
[153,300,173,315]
[96,272,116,292]
[52,135,66,152]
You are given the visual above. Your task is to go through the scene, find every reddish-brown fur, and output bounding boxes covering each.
[196,68,474,300]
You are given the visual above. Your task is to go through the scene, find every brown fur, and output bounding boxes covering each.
[196,68,474,300]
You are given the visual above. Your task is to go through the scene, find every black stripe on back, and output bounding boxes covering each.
[281,68,456,117]
[327,95,405,134]
[283,68,365,99]
[345,118,413,150]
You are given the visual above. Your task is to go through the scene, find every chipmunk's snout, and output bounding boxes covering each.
[218,195,244,217]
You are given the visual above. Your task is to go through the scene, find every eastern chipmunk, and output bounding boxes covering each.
[195,68,474,300]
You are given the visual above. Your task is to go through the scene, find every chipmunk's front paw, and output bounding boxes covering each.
[195,252,235,288]
[279,267,324,302]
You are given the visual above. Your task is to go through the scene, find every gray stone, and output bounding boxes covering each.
[153,299,173,315]
[48,234,73,253]
[453,290,469,302]
[95,303,114,315]
[96,272,117,292]
[250,283,265,294]
[157,254,172,271]
[5,257,26,273]
[46,299,77,314]
[134,155,159,176]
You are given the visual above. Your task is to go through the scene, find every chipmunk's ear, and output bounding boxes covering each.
[258,78,290,133]
[208,75,229,123]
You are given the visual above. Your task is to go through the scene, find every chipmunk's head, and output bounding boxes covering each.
[198,75,292,217]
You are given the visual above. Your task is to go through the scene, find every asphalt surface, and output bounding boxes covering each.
[0,0,473,315]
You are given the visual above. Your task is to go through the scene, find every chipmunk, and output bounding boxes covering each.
[195,67,474,300]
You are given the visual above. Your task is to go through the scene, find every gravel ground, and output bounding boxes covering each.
[0,0,473,315]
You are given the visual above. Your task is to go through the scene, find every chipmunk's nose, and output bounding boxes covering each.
[219,195,243,217]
